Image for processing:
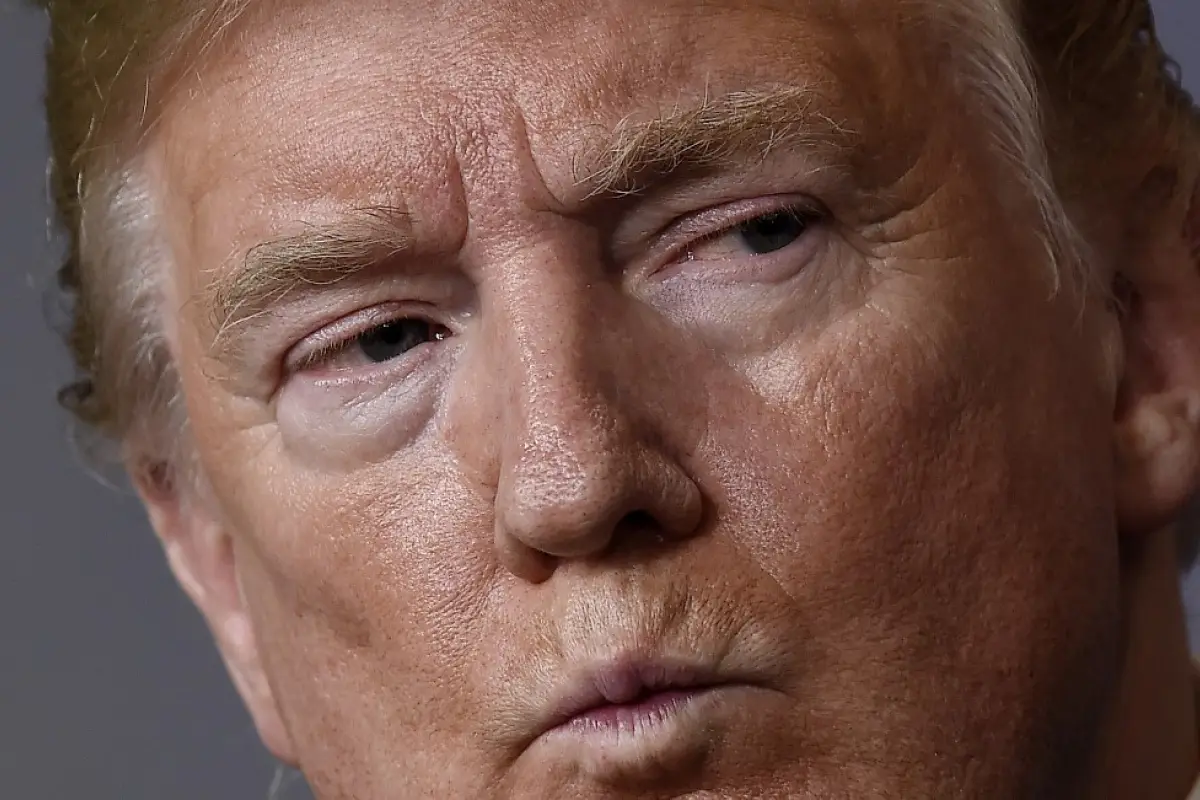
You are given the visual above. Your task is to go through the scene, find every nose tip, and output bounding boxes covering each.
[500,453,634,559]
[493,438,703,580]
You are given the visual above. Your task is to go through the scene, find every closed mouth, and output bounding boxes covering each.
[536,658,743,739]
[553,684,726,733]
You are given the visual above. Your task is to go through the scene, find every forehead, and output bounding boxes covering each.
[222,0,884,109]
[160,0,932,204]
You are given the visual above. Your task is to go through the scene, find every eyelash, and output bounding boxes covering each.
[660,197,824,257]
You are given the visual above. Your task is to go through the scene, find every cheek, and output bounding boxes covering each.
[798,284,1109,615]
[225,447,500,781]
[698,277,1120,763]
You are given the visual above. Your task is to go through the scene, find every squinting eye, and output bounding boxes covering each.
[291,315,452,376]
[684,206,817,262]
[355,319,448,364]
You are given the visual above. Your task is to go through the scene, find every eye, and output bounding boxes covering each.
[735,209,811,254]
[289,313,451,376]
[355,319,447,364]
[682,205,818,263]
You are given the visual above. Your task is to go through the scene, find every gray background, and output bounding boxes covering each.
[1,3,1198,799]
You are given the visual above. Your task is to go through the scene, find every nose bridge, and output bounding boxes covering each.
[512,296,616,441]
[496,262,636,528]
[464,240,705,575]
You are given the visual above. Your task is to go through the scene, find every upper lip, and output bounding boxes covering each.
[536,656,740,737]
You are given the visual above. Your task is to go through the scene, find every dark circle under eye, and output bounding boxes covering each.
[737,210,810,255]
[356,319,445,364]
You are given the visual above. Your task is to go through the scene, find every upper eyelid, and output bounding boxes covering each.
[606,141,846,238]
[683,199,822,237]
[284,303,439,374]
[653,197,824,256]
[208,264,471,371]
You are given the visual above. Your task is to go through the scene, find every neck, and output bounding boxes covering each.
[1096,530,1197,799]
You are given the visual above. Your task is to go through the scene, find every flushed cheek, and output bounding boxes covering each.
[746,285,1109,576]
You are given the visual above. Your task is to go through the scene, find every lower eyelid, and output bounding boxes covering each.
[303,337,440,388]
[657,226,825,286]
[274,348,443,448]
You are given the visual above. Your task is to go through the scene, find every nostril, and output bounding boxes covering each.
[617,510,669,546]
[621,510,660,534]
[622,510,657,529]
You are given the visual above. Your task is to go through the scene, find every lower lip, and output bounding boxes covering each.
[563,687,714,733]
[531,684,760,781]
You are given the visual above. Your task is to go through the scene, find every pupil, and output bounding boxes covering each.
[738,211,807,255]
[357,320,436,364]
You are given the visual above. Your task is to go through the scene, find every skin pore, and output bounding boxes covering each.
[131,0,1200,797]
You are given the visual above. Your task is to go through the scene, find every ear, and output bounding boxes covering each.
[1114,177,1200,537]
[131,458,297,764]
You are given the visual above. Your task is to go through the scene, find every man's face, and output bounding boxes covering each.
[150,0,1129,796]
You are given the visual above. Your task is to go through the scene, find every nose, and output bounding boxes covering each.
[494,412,701,577]
[455,254,703,582]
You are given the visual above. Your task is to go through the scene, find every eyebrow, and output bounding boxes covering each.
[577,85,858,197]
[206,204,412,344]
[204,86,854,345]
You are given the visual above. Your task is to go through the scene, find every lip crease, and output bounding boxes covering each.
[539,657,733,737]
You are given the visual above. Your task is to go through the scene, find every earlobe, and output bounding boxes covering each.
[131,458,297,764]
[1115,388,1200,536]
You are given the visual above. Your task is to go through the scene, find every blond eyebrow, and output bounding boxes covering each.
[206,204,412,343]
[577,85,857,197]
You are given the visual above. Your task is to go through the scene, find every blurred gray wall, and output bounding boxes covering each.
[1,3,1198,799]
